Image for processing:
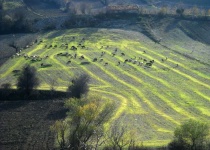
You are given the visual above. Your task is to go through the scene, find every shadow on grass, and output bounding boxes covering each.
[0,89,68,101]
[80,61,91,65]
[0,100,29,112]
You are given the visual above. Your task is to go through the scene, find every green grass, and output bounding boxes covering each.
[1,28,210,146]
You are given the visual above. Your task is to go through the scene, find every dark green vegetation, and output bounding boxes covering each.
[169,119,210,150]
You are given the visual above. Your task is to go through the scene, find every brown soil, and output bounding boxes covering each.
[0,100,67,150]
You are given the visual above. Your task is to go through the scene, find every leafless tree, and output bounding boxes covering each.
[109,125,136,150]
[50,120,68,150]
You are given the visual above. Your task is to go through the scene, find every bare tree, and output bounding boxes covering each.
[109,125,136,150]
[50,120,68,150]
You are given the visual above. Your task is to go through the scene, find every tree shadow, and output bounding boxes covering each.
[0,89,68,101]
[0,100,29,112]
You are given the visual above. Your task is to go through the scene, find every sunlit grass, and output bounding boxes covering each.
[1,28,210,146]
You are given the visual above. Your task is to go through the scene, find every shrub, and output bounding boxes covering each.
[169,119,210,150]
[67,73,90,98]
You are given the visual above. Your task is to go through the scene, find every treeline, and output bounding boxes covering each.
[0,9,34,34]
[164,0,210,6]
[1,0,210,34]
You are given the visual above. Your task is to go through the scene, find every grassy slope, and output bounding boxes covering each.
[0,28,210,146]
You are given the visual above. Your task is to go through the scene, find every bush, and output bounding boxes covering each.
[169,119,210,150]
[168,140,190,150]
[67,73,90,98]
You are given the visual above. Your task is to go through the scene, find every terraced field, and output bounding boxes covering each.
[1,28,210,146]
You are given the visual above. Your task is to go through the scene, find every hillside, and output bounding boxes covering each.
[1,0,210,149]
[0,22,210,148]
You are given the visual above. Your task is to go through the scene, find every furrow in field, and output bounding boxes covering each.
[131,42,210,83]
[135,44,210,89]
[78,63,110,87]
[126,47,210,118]
[91,88,172,140]
[92,89,173,137]
[51,59,110,89]
[86,42,200,123]
[79,53,179,125]
[91,89,128,127]
[34,49,74,87]
[139,41,210,81]
[100,47,198,120]
[76,52,148,108]
[109,59,195,120]
[127,46,210,117]
[76,53,144,113]
[155,56,210,90]
[44,45,124,90]
[127,45,210,103]
[81,60,168,120]
[170,45,210,80]
[196,91,210,102]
